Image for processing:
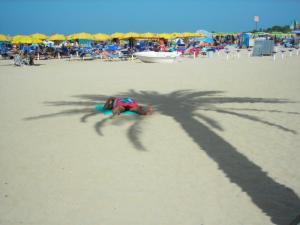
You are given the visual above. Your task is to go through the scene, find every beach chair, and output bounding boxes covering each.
[14,54,23,66]
[0,46,10,59]
[106,51,121,61]
[118,48,136,61]
[14,52,29,66]
[80,48,97,60]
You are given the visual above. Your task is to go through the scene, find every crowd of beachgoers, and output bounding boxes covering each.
[0,32,299,65]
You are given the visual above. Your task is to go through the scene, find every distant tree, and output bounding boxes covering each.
[246,25,291,33]
[265,25,291,33]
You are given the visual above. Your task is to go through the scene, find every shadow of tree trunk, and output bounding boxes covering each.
[174,113,300,225]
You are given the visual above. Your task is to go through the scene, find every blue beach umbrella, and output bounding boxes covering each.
[201,37,214,44]
[192,37,214,43]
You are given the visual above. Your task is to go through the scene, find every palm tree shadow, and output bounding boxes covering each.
[24,90,300,225]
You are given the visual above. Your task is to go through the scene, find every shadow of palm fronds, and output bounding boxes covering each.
[24,89,300,225]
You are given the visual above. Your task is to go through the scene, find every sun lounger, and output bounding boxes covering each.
[14,53,30,66]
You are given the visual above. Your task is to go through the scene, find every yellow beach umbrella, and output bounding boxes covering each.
[12,35,25,43]
[48,34,66,41]
[16,36,33,44]
[123,32,140,39]
[31,38,43,44]
[213,32,224,36]
[157,33,173,40]
[66,34,74,40]
[11,35,43,44]
[175,32,186,38]
[11,35,21,44]
[139,32,157,39]
[11,35,29,44]
[0,34,10,42]
[31,33,48,40]
[193,32,204,37]
[170,32,181,39]
[6,36,13,42]
[93,33,110,41]
[179,32,189,38]
[110,32,125,39]
[176,32,197,38]
[71,32,94,40]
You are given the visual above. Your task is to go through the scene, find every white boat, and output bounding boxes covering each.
[134,51,181,63]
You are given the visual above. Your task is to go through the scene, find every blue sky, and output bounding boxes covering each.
[0,0,299,35]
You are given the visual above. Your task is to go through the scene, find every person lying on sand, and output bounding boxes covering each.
[104,97,153,116]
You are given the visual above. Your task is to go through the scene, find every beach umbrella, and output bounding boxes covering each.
[199,37,214,44]
[71,32,94,40]
[139,32,157,39]
[6,35,13,41]
[13,36,43,44]
[66,34,74,40]
[170,32,185,38]
[0,34,10,42]
[213,32,225,36]
[188,32,204,37]
[11,35,32,44]
[176,32,203,38]
[157,33,173,40]
[110,32,125,39]
[31,33,48,40]
[122,32,140,39]
[11,35,20,44]
[196,30,212,37]
[11,35,25,43]
[169,32,179,39]
[93,33,111,41]
[48,34,66,41]
[31,38,43,44]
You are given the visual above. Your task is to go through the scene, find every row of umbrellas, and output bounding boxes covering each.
[1,32,294,44]
[0,32,205,44]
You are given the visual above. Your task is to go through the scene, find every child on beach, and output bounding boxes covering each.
[104,97,153,116]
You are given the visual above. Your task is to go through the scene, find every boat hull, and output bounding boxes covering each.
[134,51,181,63]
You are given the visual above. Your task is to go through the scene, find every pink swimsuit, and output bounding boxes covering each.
[114,97,139,110]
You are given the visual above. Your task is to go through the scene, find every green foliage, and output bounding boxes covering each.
[264,25,291,33]
[248,25,291,34]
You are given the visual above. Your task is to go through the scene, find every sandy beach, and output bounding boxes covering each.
[0,53,300,225]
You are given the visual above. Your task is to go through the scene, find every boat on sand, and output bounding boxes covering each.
[134,51,181,63]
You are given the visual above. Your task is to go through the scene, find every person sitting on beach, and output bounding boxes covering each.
[104,97,153,116]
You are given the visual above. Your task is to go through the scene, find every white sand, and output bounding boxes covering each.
[0,52,300,225]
